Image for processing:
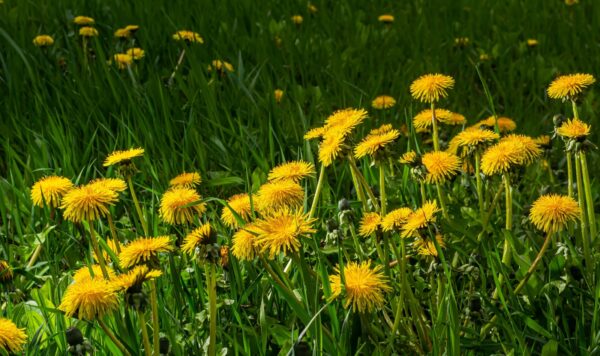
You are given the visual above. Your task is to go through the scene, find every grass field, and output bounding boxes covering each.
[1,0,599,354]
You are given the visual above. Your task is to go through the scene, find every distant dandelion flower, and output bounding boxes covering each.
[0,318,27,353]
[526,39,538,47]
[475,116,517,132]
[329,261,391,313]
[254,209,316,258]
[33,35,54,47]
[410,74,455,103]
[412,108,454,130]
[119,236,174,269]
[111,265,162,291]
[381,207,413,232]
[74,16,94,26]
[372,95,396,110]
[111,53,133,70]
[114,28,130,38]
[103,147,144,167]
[479,53,491,62]
[308,3,318,13]
[378,14,394,23]
[414,234,445,257]
[208,59,234,73]
[565,0,578,4]
[399,151,418,164]
[126,48,145,60]
[268,161,316,182]
[453,128,499,150]
[556,118,590,140]
[480,141,523,175]
[88,178,127,193]
[79,27,98,37]
[530,194,580,233]
[124,25,139,33]
[422,151,461,184]
[454,37,470,47]
[169,172,201,188]
[291,15,303,25]
[221,193,254,228]
[274,89,284,103]
[72,265,115,283]
[256,180,304,213]
[172,30,204,44]
[59,279,118,320]
[61,185,118,222]
[401,201,440,238]
[232,223,262,261]
[31,175,73,208]
[304,126,326,140]
[499,134,542,164]
[359,212,382,237]
[443,112,466,126]
[547,73,595,101]
[159,187,206,225]
[354,125,400,159]
[181,224,214,256]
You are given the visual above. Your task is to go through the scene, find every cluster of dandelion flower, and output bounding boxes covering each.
[172,30,204,44]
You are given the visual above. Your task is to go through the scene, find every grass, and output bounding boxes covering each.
[0,0,599,355]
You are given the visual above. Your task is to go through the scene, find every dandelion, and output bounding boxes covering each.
[323,108,368,138]
[74,16,94,25]
[126,48,145,60]
[329,261,391,313]
[414,234,445,257]
[0,260,13,283]
[359,212,382,237]
[61,185,118,223]
[79,27,98,37]
[169,172,202,188]
[31,175,73,208]
[410,74,455,103]
[412,108,455,130]
[308,3,318,13]
[422,151,461,184]
[381,207,413,232]
[0,318,27,353]
[111,265,162,291]
[268,161,316,182]
[172,30,204,44]
[88,178,127,193]
[114,28,131,38]
[291,15,304,25]
[119,236,174,269]
[33,35,54,47]
[256,180,304,213]
[93,238,120,264]
[556,118,590,140]
[318,132,345,167]
[565,0,578,4]
[499,134,542,164]
[159,187,206,225]
[208,59,234,74]
[453,128,499,152]
[399,151,418,165]
[475,116,517,132]
[72,265,115,283]
[103,147,144,167]
[454,37,470,47]
[480,141,524,175]
[59,279,119,320]
[253,209,316,258]
[274,89,284,103]
[534,135,552,149]
[304,126,326,140]
[125,25,139,33]
[221,193,254,228]
[232,223,262,261]
[530,194,580,234]
[378,14,394,23]
[111,53,133,70]
[526,39,539,47]
[182,224,214,256]
[547,73,595,101]
[371,95,396,109]
[401,201,440,238]
[354,125,400,159]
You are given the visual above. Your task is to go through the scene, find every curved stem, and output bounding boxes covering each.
[98,319,131,356]
[348,157,380,211]
[127,176,148,236]
[87,221,110,279]
[308,166,327,219]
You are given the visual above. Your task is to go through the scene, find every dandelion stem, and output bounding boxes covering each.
[168,49,186,86]
[26,244,44,269]
[137,308,152,356]
[309,165,327,219]
[127,176,149,236]
[430,103,440,151]
[205,264,218,356]
[149,280,161,356]
[575,154,592,274]
[420,182,427,204]
[474,151,484,220]
[87,221,110,279]
[107,213,121,254]
[566,152,574,198]
[502,174,513,265]
[98,319,131,356]
[435,183,449,220]
[348,156,380,211]
[379,164,387,216]
[579,151,597,243]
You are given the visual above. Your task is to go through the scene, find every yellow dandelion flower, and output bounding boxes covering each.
[274,89,284,103]
[318,132,345,167]
[33,35,54,47]
[454,37,470,47]
[378,14,394,23]
[358,212,382,237]
[103,147,144,167]
[529,194,580,234]
[480,141,523,175]
[0,260,13,283]
[410,74,455,103]
[256,180,304,213]
[308,3,318,13]
[414,234,445,257]
[72,265,115,283]
[479,53,491,62]
[0,318,27,353]
[61,185,118,222]
[79,27,98,37]
[124,25,139,33]
[93,238,119,264]
[31,175,73,208]
[111,265,162,291]
[499,134,542,164]
[111,53,133,70]
[534,135,552,149]
[371,95,396,110]
[381,207,413,232]
[232,223,262,261]
[181,224,214,256]
[221,193,254,228]
[159,187,206,225]
[422,151,461,184]
[253,209,316,258]
[291,15,303,25]
[401,201,439,238]
[475,116,517,132]
[59,279,118,320]
[172,30,204,43]
[527,39,538,47]
[126,48,145,60]
[443,112,467,126]
[74,16,94,25]
[412,108,455,130]
[329,261,391,313]
[114,28,130,38]
[565,0,578,4]
[208,59,234,73]
[169,172,202,188]
[453,128,499,150]
[88,178,127,193]
[268,161,316,182]
[547,73,595,100]
[304,126,326,140]
[119,236,174,269]
[354,125,400,159]
[399,151,418,164]
[324,108,368,138]
[556,118,590,140]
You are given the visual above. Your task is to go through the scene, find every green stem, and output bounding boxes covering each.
[502,174,513,265]
[309,165,327,219]
[127,176,148,236]
[149,280,160,356]
[348,157,380,211]
[137,308,152,356]
[435,183,449,219]
[205,264,217,356]
[566,152,574,198]
[87,221,110,279]
[475,151,484,220]
[349,161,368,211]
[420,182,427,204]
[168,48,186,86]
[579,152,597,243]
[379,164,387,216]
[98,319,131,356]
[431,103,440,151]
[391,238,407,335]
[575,155,592,274]
[571,99,580,120]
[26,244,43,269]
[107,213,121,254]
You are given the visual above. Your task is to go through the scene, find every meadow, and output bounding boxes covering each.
[1,0,600,354]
